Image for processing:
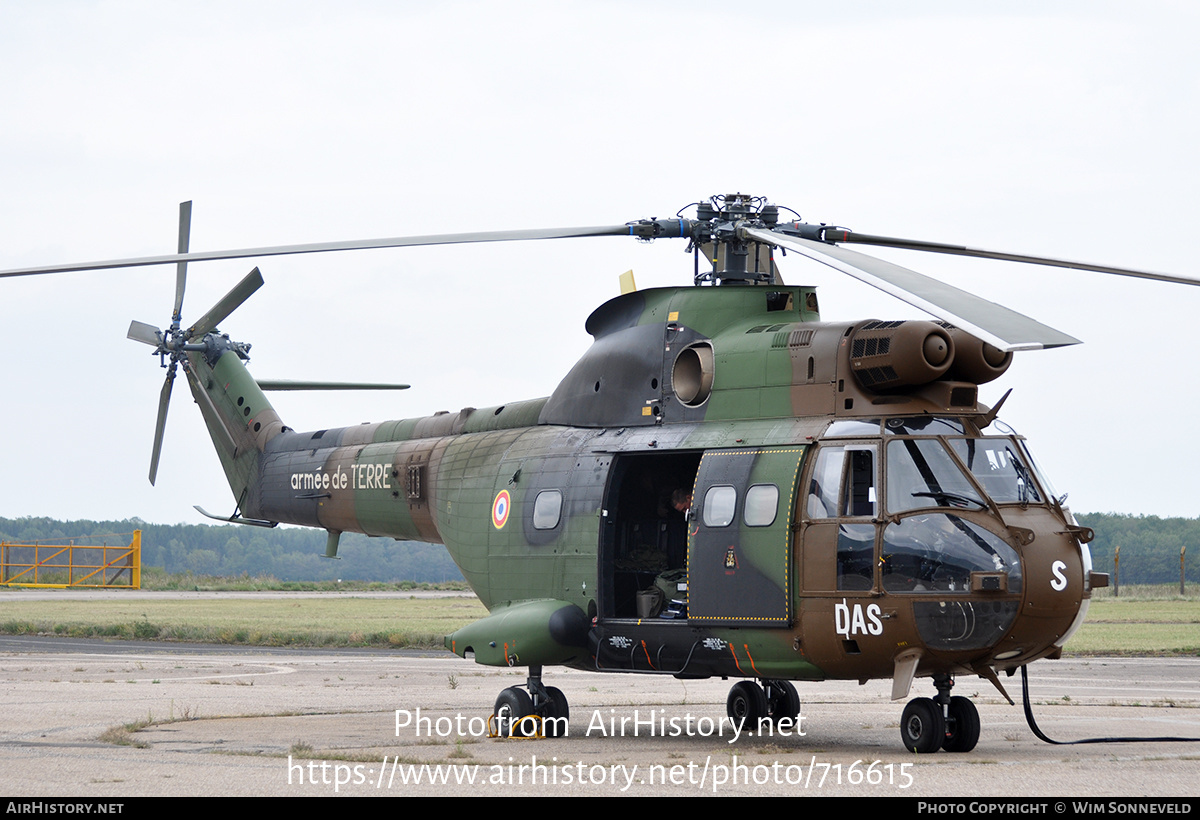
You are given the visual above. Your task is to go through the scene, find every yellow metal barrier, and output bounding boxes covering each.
[0,530,141,588]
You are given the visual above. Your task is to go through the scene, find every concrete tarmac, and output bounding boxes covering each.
[1,635,1198,797]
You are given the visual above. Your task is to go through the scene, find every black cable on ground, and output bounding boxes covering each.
[1021,664,1200,745]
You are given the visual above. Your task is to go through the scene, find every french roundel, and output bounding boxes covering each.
[492,490,511,529]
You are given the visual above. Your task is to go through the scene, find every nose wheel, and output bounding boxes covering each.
[900,697,944,753]
[900,675,980,753]
[942,695,980,752]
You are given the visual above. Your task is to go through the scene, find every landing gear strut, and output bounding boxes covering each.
[725,679,801,731]
[492,665,570,737]
[899,674,980,753]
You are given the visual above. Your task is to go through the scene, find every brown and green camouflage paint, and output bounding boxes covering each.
[179,284,1092,687]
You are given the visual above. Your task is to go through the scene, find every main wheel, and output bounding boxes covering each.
[900,697,945,754]
[762,679,801,727]
[942,695,980,752]
[494,687,536,737]
[727,681,768,729]
[542,686,570,738]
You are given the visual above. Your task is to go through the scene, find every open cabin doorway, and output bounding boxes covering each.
[598,451,702,620]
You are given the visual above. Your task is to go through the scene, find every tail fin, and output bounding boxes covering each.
[183,342,284,518]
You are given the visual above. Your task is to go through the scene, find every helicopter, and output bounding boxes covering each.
[5,192,1198,754]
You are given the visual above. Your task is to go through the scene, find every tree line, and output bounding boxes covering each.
[1075,512,1197,585]
[0,516,463,583]
[2,512,1196,585]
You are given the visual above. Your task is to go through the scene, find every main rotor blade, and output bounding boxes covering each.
[149,366,175,486]
[822,229,1200,287]
[127,319,162,347]
[174,201,192,322]
[256,380,410,391]
[0,224,636,278]
[187,267,264,338]
[745,227,1080,351]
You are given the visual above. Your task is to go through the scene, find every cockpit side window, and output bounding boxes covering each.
[806,444,880,591]
[843,447,876,517]
[806,445,877,519]
[807,447,843,519]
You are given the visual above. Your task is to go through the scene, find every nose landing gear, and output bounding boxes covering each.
[900,674,980,753]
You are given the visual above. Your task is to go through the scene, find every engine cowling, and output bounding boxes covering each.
[941,324,1013,385]
[849,320,955,390]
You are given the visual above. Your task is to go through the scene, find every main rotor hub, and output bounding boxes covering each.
[689,193,784,286]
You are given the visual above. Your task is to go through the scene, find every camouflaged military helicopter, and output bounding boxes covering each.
[6,192,1198,753]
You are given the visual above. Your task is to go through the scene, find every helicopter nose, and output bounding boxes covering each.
[994,523,1089,663]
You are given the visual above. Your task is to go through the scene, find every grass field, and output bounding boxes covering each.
[0,586,1196,653]
[0,593,488,648]
[1069,588,1200,655]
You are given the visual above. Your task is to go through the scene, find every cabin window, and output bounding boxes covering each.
[532,490,563,530]
[702,485,737,528]
[743,484,779,527]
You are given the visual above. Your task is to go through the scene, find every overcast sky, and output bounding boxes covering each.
[2,1,1197,526]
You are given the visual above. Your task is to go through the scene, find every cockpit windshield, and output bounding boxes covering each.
[881,513,1022,594]
[813,417,1051,518]
[810,417,1045,599]
[886,432,1042,512]
[887,438,986,513]
[945,438,1041,505]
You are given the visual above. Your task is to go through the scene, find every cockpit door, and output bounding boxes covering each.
[687,446,805,627]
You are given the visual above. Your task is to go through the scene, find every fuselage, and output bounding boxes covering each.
[246,405,1091,683]
[184,283,1096,688]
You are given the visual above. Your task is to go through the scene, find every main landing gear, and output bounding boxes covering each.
[492,665,569,738]
[900,674,980,753]
[726,679,802,730]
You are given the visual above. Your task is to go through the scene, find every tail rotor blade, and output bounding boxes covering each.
[188,267,264,339]
[148,366,175,486]
[127,320,162,347]
[173,201,192,323]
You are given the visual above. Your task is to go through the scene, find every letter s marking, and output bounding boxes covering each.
[1050,560,1067,591]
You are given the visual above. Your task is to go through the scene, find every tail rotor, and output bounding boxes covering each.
[126,201,263,484]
